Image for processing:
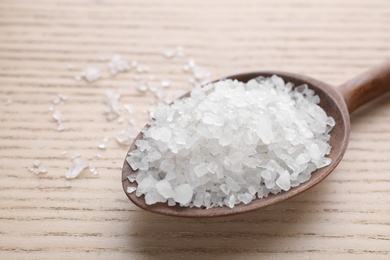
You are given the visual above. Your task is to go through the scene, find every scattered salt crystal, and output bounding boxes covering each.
[124,104,133,114]
[160,80,171,88]
[89,167,99,175]
[71,152,81,159]
[188,59,195,68]
[57,123,64,132]
[52,110,64,131]
[38,163,48,173]
[28,160,48,175]
[61,151,68,156]
[137,82,148,93]
[173,184,193,204]
[104,91,122,121]
[131,60,138,67]
[98,136,110,149]
[129,115,138,125]
[108,55,130,75]
[52,110,62,121]
[175,46,185,57]
[182,65,190,72]
[163,49,175,59]
[33,160,41,167]
[54,96,65,106]
[136,65,149,73]
[116,128,139,145]
[82,67,100,82]
[66,158,89,179]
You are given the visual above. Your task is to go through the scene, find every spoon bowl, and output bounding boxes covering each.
[122,62,390,217]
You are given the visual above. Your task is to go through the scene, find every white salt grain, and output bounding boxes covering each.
[82,67,100,82]
[66,158,89,179]
[137,82,148,93]
[104,91,122,121]
[116,128,139,145]
[90,167,99,175]
[108,55,130,75]
[127,187,137,193]
[161,80,171,88]
[98,136,110,149]
[38,163,48,173]
[163,49,175,59]
[28,160,48,175]
[173,184,193,205]
[52,110,64,131]
[127,76,334,208]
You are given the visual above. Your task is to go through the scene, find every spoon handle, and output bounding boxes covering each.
[339,60,390,113]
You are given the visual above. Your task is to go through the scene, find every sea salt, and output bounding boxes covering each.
[66,158,89,179]
[98,136,110,149]
[104,91,122,121]
[90,167,99,175]
[53,94,68,105]
[52,110,64,131]
[116,128,139,145]
[161,80,171,88]
[127,76,334,209]
[163,49,175,59]
[108,55,130,75]
[82,67,101,82]
[28,160,48,174]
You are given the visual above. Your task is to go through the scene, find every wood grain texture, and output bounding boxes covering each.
[1,0,390,259]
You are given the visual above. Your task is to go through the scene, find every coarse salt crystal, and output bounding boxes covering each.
[66,158,89,179]
[28,160,48,175]
[108,55,130,75]
[82,67,100,82]
[163,49,175,59]
[161,80,171,88]
[104,91,122,121]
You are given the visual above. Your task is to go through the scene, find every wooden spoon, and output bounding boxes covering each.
[122,61,390,217]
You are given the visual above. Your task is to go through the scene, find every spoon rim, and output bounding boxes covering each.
[122,71,351,218]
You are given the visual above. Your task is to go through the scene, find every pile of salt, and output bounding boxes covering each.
[127,76,335,209]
